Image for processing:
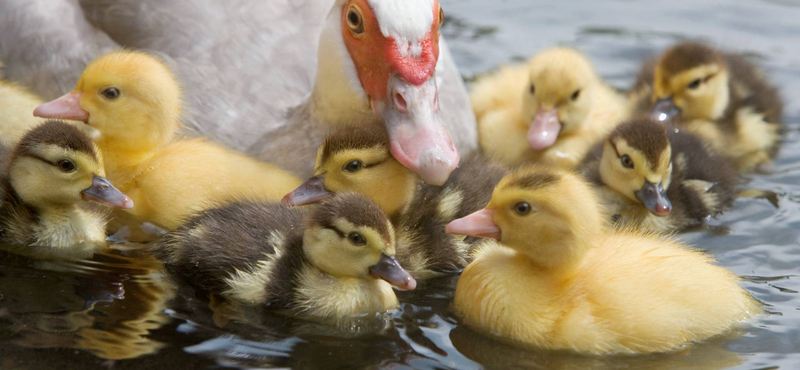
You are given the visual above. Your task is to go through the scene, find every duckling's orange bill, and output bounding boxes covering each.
[445,208,501,240]
[81,175,134,210]
[636,180,672,217]
[33,92,89,122]
[369,253,416,291]
[283,175,332,206]
[528,108,560,150]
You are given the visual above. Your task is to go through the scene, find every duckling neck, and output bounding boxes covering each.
[516,231,592,276]
[294,263,398,318]
[32,204,107,250]
[96,140,158,182]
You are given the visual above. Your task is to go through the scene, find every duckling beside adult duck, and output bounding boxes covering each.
[151,193,415,319]
[0,120,132,258]
[446,166,761,354]
[472,47,629,168]
[284,124,507,278]
[34,50,301,231]
[580,118,738,233]
[631,41,783,173]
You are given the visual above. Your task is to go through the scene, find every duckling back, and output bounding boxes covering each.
[0,80,43,146]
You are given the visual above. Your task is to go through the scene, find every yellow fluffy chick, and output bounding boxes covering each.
[631,41,783,173]
[0,79,44,146]
[446,166,761,355]
[471,48,629,168]
[34,50,301,230]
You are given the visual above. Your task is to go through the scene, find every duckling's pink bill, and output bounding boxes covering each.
[282,175,332,206]
[369,254,416,291]
[445,209,501,240]
[528,108,561,151]
[33,92,89,122]
[81,175,134,210]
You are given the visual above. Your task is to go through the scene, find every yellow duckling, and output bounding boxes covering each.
[471,47,629,168]
[631,41,783,173]
[446,166,761,354]
[283,124,507,278]
[580,118,738,233]
[0,78,44,146]
[150,193,415,319]
[33,50,301,230]
[1,120,132,258]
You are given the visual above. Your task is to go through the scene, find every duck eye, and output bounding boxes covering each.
[346,6,365,35]
[620,154,634,169]
[530,84,535,94]
[347,232,366,246]
[56,159,77,173]
[101,87,120,100]
[687,79,702,90]
[438,7,445,27]
[343,160,363,173]
[513,202,531,215]
[571,89,581,101]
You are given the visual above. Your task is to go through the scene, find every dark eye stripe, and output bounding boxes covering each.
[323,225,346,238]
[25,154,57,167]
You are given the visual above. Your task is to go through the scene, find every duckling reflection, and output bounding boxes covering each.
[0,249,175,361]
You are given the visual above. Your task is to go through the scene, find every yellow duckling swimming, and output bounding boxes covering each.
[33,50,301,230]
[446,166,761,354]
[471,47,629,168]
[150,193,415,319]
[631,41,783,173]
[0,120,132,258]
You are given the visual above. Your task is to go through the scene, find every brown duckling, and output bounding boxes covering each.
[580,118,738,233]
[631,41,783,172]
[150,193,415,319]
[283,124,507,278]
[1,120,132,257]
[471,47,629,168]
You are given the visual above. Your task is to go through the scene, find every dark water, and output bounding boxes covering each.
[2,1,800,369]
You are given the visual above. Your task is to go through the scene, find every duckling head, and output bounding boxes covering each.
[599,119,673,217]
[522,48,599,151]
[303,193,416,290]
[8,120,133,210]
[447,167,602,270]
[34,50,181,152]
[284,125,417,218]
[651,42,729,122]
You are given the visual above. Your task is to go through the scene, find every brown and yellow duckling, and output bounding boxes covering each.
[580,118,738,233]
[631,41,783,172]
[1,120,132,257]
[283,124,507,278]
[33,50,301,231]
[471,47,629,168]
[447,166,761,354]
[150,193,415,319]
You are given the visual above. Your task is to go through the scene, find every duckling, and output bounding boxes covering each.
[33,50,302,230]
[0,120,133,257]
[631,41,783,173]
[580,118,738,233]
[471,47,629,168]
[283,124,507,278]
[150,193,415,319]
[0,79,44,146]
[446,166,761,355]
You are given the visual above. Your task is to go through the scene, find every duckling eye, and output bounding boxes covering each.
[343,160,363,173]
[513,202,531,215]
[571,89,581,101]
[346,6,365,35]
[56,159,77,173]
[620,154,634,169]
[529,84,535,95]
[101,87,120,100]
[686,79,702,90]
[347,232,366,246]
[438,7,445,27]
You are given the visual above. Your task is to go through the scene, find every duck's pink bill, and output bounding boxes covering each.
[446,208,501,240]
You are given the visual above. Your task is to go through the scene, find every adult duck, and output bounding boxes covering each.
[1,0,477,185]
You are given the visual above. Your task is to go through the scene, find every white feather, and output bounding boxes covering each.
[367,0,435,57]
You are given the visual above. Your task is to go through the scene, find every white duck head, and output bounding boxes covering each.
[312,0,457,186]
